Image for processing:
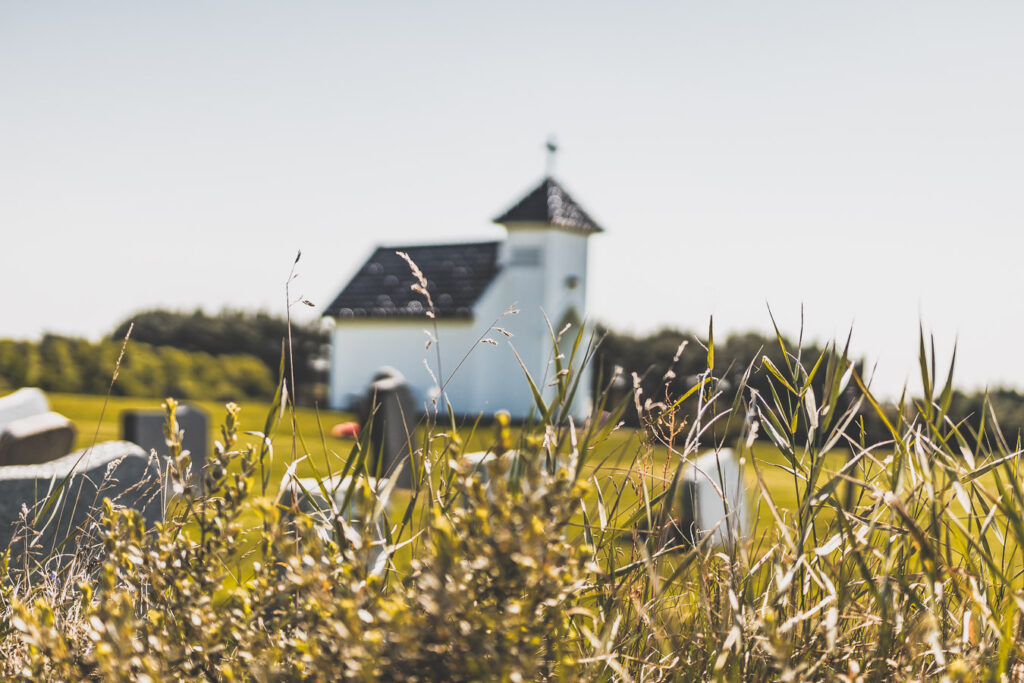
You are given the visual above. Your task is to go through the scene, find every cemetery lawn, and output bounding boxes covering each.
[50,392,812,526]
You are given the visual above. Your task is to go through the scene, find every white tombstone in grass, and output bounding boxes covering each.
[0,388,49,429]
[457,411,518,494]
[0,388,76,466]
[279,472,394,571]
[678,448,749,547]
[457,450,520,502]
[460,450,499,483]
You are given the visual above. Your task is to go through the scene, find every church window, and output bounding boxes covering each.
[510,247,542,266]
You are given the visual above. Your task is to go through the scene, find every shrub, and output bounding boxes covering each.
[3,399,594,680]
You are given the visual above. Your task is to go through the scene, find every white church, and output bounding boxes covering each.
[323,175,603,421]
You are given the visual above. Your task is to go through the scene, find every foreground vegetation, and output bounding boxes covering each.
[2,320,1024,680]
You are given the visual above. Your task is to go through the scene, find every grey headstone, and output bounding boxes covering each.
[121,405,208,494]
[0,388,49,432]
[0,412,76,466]
[280,473,392,571]
[357,367,418,489]
[675,448,749,547]
[0,440,164,562]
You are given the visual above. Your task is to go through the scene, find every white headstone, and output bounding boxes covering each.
[457,450,519,499]
[678,448,749,547]
[0,411,76,466]
[280,473,393,570]
[461,450,498,483]
[0,388,49,433]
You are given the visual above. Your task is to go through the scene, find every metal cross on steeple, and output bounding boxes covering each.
[545,137,558,178]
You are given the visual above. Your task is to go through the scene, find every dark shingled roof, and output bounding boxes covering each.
[324,242,501,319]
[493,177,603,233]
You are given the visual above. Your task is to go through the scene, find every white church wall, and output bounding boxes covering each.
[328,313,546,420]
[329,319,471,413]
[540,229,589,320]
[539,229,593,420]
[467,251,550,420]
[553,229,595,421]
[494,228,558,412]
[492,226,594,421]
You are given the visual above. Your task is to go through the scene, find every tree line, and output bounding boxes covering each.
[111,309,328,403]
[594,325,1024,448]
[0,336,276,401]
[0,309,328,403]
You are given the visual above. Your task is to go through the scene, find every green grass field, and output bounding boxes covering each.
[49,391,812,529]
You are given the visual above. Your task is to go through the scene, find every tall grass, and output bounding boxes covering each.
[3,300,1024,680]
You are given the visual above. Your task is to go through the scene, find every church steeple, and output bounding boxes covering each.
[492,176,604,234]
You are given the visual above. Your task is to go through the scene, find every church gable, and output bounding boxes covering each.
[493,177,604,234]
[324,241,501,319]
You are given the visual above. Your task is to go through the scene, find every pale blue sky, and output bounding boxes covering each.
[2,2,1023,398]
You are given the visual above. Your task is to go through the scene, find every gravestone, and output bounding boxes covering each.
[455,411,517,496]
[674,448,749,547]
[0,440,164,561]
[357,367,418,489]
[461,450,498,483]
[0,412,76,466]
[122,405,208,495]
[0,388,77,466]
[457,449,518,498]
[0,388,49,431]
[280,472,393,571]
